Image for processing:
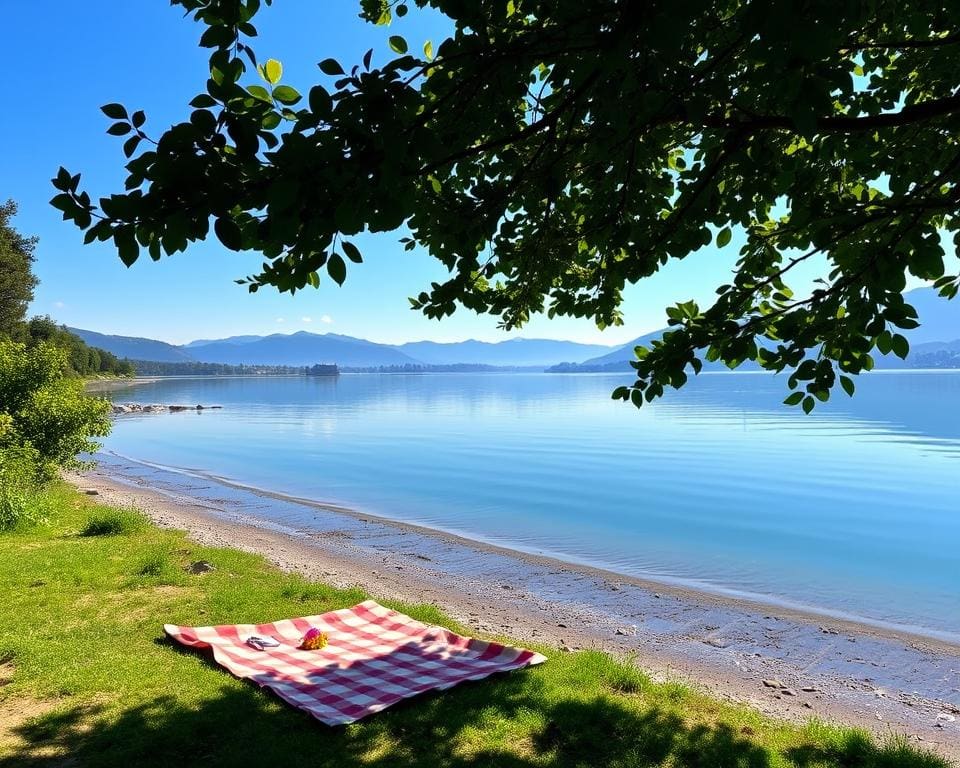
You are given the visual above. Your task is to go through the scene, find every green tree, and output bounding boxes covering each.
[0,200,38,340]
[53,0,960,410]
[0,340,111,480]
[25,315,134,377]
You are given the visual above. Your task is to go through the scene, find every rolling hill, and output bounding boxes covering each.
[67,328,194,363]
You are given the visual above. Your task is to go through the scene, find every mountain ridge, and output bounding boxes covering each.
[67,288,960,370]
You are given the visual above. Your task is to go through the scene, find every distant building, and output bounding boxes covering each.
[306,364,339,376]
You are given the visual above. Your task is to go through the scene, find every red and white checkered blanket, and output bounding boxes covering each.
[164,599,546,725]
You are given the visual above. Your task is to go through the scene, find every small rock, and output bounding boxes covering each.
[781,688,797,696]
[801,686,817,693]
[557,622,567,628]
[802,702,813,709]
[704,638,729,648]
[762,679,785,689]
[82,488,99,496]
[936,713,956,723]
[185,560,215,574]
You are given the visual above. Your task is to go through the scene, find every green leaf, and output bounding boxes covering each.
[801,395,815,414]
[341,240,363,263]
[122,135,142,158]
[327,253,347,285]
[247,84,272,102]
[783,391,804,406]
[891,333,909,360]
[50,193,74,212]
[876,331,892,355]
[840,375,855,397]
[423,40,434,61]
[115,228,139,267]
[272,85,301,105]
[214,217,243,251]
[716,227,732,248]
[189,94,218,108]
[309,86,332,116]
[101,103,128,120]
[264,58,282,85]
[318,58,344,76]
[107,122,131,136]
[389,35,408,54]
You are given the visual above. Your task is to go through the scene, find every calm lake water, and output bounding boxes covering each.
[101,372,960,640]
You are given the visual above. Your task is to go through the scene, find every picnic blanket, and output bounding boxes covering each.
[164,599,546,725]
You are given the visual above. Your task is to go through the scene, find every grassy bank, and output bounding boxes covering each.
[0,483,951,767]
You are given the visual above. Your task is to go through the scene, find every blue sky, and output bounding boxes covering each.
[5,1,825,346]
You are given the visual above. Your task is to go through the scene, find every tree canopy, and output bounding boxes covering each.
[53,0,960,410]
[0,200,39,340]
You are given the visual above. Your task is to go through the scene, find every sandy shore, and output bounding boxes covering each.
[84,377,160,393]
[67,463,960,761]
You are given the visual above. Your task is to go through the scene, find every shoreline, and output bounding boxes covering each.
[67,461,960,760]
[84,376,160,393]
[113,453,960,651]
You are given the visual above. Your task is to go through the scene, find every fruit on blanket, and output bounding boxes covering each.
[299,627,328,650]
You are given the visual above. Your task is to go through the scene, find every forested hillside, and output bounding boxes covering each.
[0,201,133,377]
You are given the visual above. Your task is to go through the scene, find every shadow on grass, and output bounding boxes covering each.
[4,672,950,768]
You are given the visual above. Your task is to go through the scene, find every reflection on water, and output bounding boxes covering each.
[101,372,960,638]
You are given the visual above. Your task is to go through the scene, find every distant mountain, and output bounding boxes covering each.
[70,288,960,372]
[184,335,264,348]
[901,287,960,344]
[396,338,615,367]
[187,331,420,367]
[67,328,194,363]
[548,287,960,372]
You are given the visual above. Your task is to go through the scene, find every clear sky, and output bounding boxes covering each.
[5,1,827,346]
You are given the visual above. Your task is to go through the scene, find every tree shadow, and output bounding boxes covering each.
[786,730,951,768]
[2,672,950,768]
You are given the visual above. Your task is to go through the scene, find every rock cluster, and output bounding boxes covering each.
[111,403,222,415]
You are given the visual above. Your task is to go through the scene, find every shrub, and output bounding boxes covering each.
[80,508,146,537]
[0,446,47,531]
[0,340,111,481]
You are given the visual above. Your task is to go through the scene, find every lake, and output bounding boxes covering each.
[99,371,960,641]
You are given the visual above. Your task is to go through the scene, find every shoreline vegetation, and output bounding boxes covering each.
[1,472,952,765]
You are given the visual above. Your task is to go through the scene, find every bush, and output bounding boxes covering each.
[0,340,111,481]
[80,508,146,537]
[0,446,47,531]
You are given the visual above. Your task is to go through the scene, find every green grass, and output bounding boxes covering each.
[0,482,952,768]
[79,507,147,537]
